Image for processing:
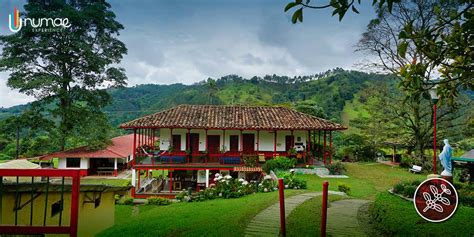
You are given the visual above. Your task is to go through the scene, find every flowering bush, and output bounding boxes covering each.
[258,175,278,192]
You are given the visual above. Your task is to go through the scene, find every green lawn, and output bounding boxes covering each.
[300,162,424,199]
[81,178,130,187]
[99,162,472,236]
[98,190,306,237]
[287,195,345,237]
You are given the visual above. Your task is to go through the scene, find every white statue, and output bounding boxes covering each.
[439,139,453,176]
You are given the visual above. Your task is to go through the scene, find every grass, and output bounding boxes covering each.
[370,192,474,236]
[98,190,306,237]
[99,162,472,236]
[81,178,130,187]
[287,195,345,237]
[299,162,424,200]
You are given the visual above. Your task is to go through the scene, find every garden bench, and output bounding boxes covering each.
[409,165,422,173]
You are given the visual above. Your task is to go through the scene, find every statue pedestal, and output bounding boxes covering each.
[441,175,453,184]
[427,174,441,179]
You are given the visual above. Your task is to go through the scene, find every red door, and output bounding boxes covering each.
[207,135,220,162]
[229,135,239,152]
[243,134,255,154]
[189,133,199,153]
[285,135,294,152]
[172,135,181,152]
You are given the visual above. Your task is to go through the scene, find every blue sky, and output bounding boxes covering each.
[0,0,376,107]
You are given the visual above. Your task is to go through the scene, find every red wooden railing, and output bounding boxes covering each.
[0,169,80,237]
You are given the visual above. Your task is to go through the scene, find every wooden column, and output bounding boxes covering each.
[318,130,321,160]
[307,130,311,164]
[205,129,208,163]
[257,130,260,153]
[133,129,137,166]
[187,128,191,163]
[223,129,226,152]
[169,170,173,193]
[329,131,332,164]
[240,130,243,152]
[323,131,327,165]
[137,169,141,190]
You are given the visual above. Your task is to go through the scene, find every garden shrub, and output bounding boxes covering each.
[262,157,296,173]
[118,198,134,205]
[258,175,277,192]
[242,155,257,167]
[280,171,307,189]
[147,197,171,206]
[326,162,346,175]
[399,155,415,168]
[337,183,351,194]
[391,180,418,198]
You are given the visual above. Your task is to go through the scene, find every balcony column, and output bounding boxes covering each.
[133,129,137,166]
[205,169,210,188]
[240,130,243,153]
[169,170,173,193]
[205,129,208,163]
[323,131,327,165]
[256,130,260,153]
[307,130,311,164]
[187,128,191,163]
[114,158,118,177]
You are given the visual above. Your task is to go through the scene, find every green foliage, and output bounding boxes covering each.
[258,176,278,192]
[370,192,474,236]
[262,157,297,173]
[337,183,351,193]
[326,161,346,175]
[294,101,327,119]
[391,180,420,198]
[279,171,307,189]
[118,198,134,206]
[146,197,171,206]
[242,154,257,167]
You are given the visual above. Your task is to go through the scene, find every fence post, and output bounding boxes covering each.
[321,181,328,237]
[278,178,286,237]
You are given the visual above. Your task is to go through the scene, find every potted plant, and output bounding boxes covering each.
[288,147,297,157]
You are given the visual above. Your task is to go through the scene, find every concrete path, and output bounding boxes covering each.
[244,191,345,237]
[327,199,370,237]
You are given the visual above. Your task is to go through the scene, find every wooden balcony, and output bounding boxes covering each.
[133,150,310,168]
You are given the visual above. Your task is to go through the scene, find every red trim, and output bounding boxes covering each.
[133,129,136,167]
[257,130,260,153]
[79,169,88,177]
[114,169,118,177]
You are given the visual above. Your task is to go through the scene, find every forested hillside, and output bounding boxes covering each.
[2,68,470,160]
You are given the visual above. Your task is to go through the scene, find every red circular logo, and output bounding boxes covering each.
[413,178,458,222]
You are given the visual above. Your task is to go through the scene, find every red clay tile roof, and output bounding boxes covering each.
[41,134,136,159]
[120,105,346,130]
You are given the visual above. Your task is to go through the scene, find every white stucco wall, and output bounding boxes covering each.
[159,128,308,152]
[58,158,89,169]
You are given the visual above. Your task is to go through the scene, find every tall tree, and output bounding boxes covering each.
[0,0,127,150]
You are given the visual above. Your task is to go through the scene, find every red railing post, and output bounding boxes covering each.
[69,170,80,237]
[278,178,286,237]
[321,181,329,237]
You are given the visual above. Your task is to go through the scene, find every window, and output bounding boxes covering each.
[51,200,63,217]
[66,158,81,168]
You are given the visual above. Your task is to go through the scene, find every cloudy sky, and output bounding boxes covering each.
[0,0,376,107]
